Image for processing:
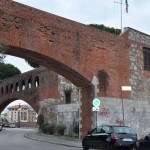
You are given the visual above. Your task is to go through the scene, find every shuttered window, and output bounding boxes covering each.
[143,48,150,71]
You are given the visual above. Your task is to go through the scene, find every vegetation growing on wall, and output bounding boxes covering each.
[97,70,109,93]
[89,24,121,35]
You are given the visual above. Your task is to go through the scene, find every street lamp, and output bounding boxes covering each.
[121,86,131,125]
[18,103,21,128]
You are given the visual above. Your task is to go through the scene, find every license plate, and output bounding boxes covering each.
[123,138,133,141]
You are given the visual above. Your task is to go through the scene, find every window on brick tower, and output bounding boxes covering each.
[143,47,150,71]
[65,90,71,104]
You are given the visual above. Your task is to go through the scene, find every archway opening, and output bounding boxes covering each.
[1,100,37,128]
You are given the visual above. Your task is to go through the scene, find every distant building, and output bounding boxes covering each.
[28,107,37,122]
[7,105,37,123]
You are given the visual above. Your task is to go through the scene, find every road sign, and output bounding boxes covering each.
[92,107,100,111]
[93,98,100,107]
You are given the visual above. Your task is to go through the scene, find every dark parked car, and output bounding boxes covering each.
[144,134,150,141]
[82,125,139,150]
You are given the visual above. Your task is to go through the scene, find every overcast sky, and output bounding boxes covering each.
[3,0,150,108]
[5,0,150,73]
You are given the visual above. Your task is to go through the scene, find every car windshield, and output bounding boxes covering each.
[113,127,136,134]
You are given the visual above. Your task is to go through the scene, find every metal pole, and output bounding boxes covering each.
[18,103,21,128]
[95,111,97,128]
[121,89,125,125]
[121,0,123,32]
[121,97,125,125]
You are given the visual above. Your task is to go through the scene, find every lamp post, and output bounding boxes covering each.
[121,86,131,125]
[18,103,21,128]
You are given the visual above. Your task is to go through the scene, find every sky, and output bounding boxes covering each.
[3,0,150,109]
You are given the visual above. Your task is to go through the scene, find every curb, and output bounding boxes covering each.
[24,133,82,148]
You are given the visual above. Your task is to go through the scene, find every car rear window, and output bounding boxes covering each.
[113,127,136,134]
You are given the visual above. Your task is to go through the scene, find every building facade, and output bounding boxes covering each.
[7,105,37,123]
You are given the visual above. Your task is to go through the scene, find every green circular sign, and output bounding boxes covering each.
[93,98,100,107]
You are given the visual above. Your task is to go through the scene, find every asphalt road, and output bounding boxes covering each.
[0,128,82,150]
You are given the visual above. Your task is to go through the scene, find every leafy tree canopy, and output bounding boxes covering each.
[0,44,7,63]
[89,24,121,35]
[26,60,40,68]
[0,63,21,80]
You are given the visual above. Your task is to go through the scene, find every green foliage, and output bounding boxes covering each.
[25,60,40,68]
[41,123,55,134]
[2,118,9,123]
[37,114,44,129]
[0,43,8,63]
[55,124,66,135]
[89,24,121,35]
[0,63,21,80]
[98,70,109,93]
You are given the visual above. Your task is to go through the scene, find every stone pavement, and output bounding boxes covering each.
[24,130,82,149]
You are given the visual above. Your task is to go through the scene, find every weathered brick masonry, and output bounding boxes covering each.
[0,0,150,137]
[0,67,59,113]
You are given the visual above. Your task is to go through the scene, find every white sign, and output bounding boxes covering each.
[121,86,131,91]
[93,98,100,107]
[92,107,100,111]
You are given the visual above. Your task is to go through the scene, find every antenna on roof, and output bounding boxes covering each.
[114,0,128,33]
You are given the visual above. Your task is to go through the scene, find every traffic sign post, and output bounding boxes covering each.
[92,98,100,128]
[93,98,100,107]
[92,106,99,111]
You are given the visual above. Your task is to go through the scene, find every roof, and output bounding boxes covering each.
[7,105,30,110]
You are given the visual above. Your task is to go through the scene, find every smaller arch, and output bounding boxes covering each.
[10,84,14,93]
[34,76,39,87]
[21,80,25,90]
[28,78,32,89]
[15,82,19,92]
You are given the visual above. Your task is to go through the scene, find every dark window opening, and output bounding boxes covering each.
[15,82,19,92]
[28,78,32,88]
[6,85,8,94]
[22,80,25,90]
[1,87,3,95]
[10,84,14,93]
[65,91,71,104]
[35,76,39,87]
[143,47,150,71]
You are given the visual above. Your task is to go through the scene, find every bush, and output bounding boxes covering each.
[41,123,49,133]
[47,124,55,135]
[56,124,66,135]
[37,114,44,129]
[41,123,55,134]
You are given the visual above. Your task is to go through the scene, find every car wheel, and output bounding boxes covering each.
[130,145,137,150]
[83,142,89,150]
[144,136,150,141]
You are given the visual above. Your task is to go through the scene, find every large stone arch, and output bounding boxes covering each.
[0,0,127,137]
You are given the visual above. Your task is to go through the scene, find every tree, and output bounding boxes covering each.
[25,60,40,68]
[0,63,21,80]
[0,44,8,63]
[89,24,121,35]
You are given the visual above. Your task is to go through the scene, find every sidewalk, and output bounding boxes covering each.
[24,130,82,148]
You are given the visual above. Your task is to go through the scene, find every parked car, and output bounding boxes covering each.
[82,124,139,150]
[0,123,2,131]
[144,134,150,141]
[5,123,16,128]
